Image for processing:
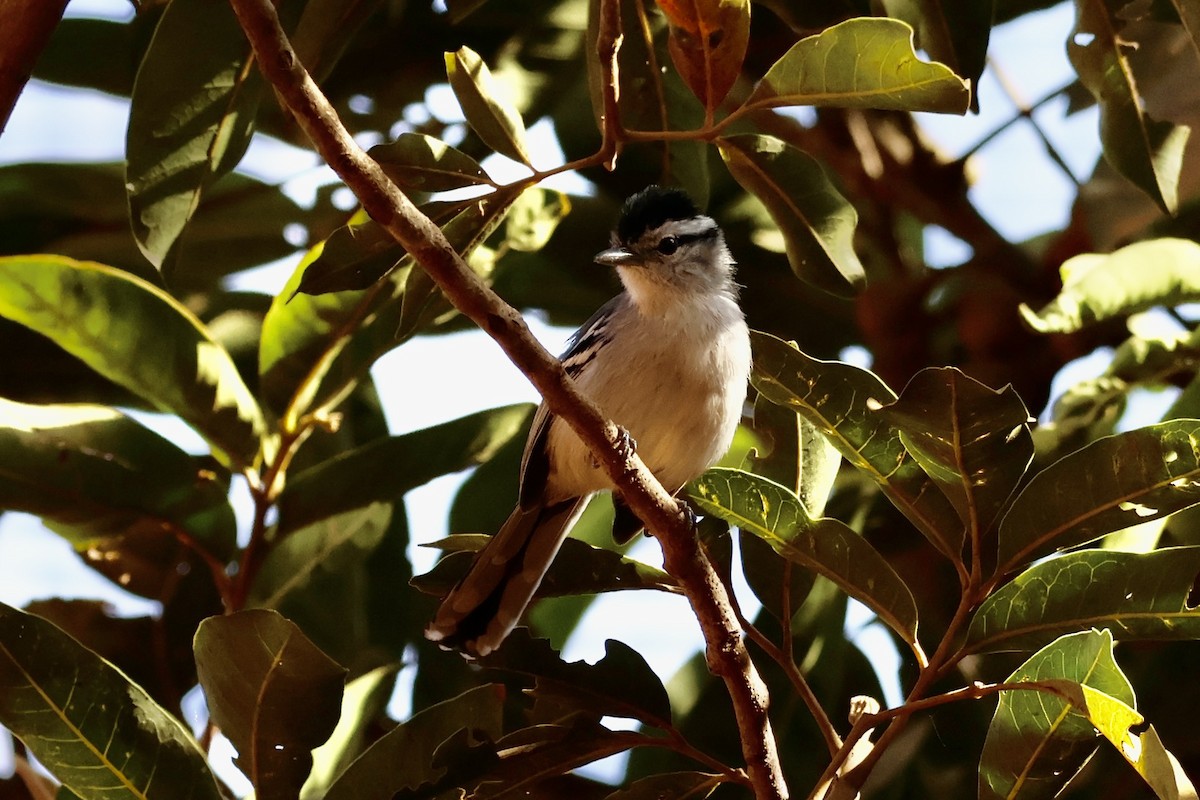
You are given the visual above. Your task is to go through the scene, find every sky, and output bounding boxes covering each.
[0,0,1102,789]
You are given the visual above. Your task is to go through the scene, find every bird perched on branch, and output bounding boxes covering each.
[426,185,752,657]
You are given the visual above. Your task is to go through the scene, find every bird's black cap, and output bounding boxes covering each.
[616,185,699,244]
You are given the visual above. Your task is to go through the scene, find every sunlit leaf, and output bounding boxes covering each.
[258,188,520,420]
[504,188,571,253]
[979,629,1134,800]
[1019,238,1200,334]
[744,17,970,113]
[0,398,235,560]
[0,602,221,800]
[322,684,506,800]
[194,610,347,800]
[968,548,1200,653]
[412,533,679,598]
[689,467,919,645]
[998,420,1200,573]
[1080,690,1198,800]
[881,367,1034,538]
[880,0,994,110]
[0,256,266,468]
[446,46,532,165]
[718,135,864,297]
[126,0,261,270]
[480,631,672,724]
[656,0,751,113]
[1069,0,1191,213]
[300,665,397,800]
[750,331,963,560]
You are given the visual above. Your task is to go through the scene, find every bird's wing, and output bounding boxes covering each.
[517,295,622,510]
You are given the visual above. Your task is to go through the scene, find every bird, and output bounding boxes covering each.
[425,185,752,657]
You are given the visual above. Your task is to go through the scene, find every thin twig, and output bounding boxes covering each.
[226,1,787,797]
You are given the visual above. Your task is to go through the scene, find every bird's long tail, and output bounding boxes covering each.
[425,497,587,656]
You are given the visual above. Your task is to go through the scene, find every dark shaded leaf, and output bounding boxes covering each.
[1019,238,1200,334]
[1069,0,1191,213]
[0,398,236,560]
[881,367,1034,538]
[979,630,1131,799]
[738,532,814,625]
[249,503,391,615]
[750,331,963,560]
[998,420,1200,573]
[656,0,751,113]
[479,631,672,725]
[0,602,221,800]
[0,256,266,468]
[278,404,533,535]
[744,17,970,114]
[602,772,721,799]
[1169,0,1200,62]
[412,533,679,598]
[369,133,493,193]
[446,46,532,165]
[126,0,262,270]
[291,0,384,83]
[718,134,864,297]
[969,548,1200,653]
[689,467,919,646]
[322,684,506,800]
[194,610,347,800]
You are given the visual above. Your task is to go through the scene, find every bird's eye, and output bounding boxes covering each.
[657,236,680,255]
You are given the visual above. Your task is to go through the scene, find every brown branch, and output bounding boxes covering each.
[226,1,786,798]
[0,0,69,135]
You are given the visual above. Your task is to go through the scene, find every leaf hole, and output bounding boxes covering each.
[1073,32,1095,47]
[1129,718,1150,736]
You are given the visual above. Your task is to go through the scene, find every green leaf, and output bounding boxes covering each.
[368,133,493,193]
[126,0,262,270]
[602,772,721,800]
[300,665,398,800]
[968,548,1200,653]
[0,601,222,800]
[249,503,392,610]
[998,420,1200,572]
[1079,689,1198,800]
[480,631,672,725]
[750,330,963,560]
[277,404,533,535]
[0,256,266,468]
[689,467,919,646]
[1019,239,1200,334]
[718,135,864,297]
[258,189,520,420]
[194,610,347,800]
[657,0,751,113]
[0,398,236,560]
[880,367,1034,538]
[1068,0,1191,214]
[738,532,814,625]
[504,188,571,253]
[292,213,407,297]
[979,629,1134,800]
[412,533,679,598]
[322,684,506,800]
[446,46,532,165]
[744,17,970,114]
[880,0,994,111]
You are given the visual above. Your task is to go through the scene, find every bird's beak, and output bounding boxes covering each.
[594,246,639,267]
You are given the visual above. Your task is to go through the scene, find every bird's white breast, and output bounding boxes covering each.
[543,293,751,501]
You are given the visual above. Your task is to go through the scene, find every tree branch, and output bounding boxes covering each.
[225,1,787,797]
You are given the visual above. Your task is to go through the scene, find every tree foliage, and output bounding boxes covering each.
[2,0,1200,798]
